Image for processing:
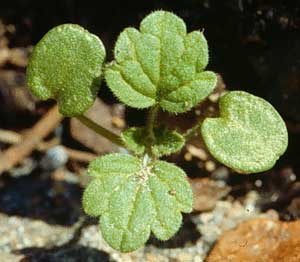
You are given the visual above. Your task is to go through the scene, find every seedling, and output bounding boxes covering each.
[26,11,288,252]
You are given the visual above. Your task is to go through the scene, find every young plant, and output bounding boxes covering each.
[26,11,288,252]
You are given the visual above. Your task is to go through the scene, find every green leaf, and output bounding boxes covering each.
[121,126,185,157]
[82,153,192,252]
[27,24,106,116]
[201,91,288,173]
[105,11,217,113]
[120,128,146,155]
[88,153,141,176]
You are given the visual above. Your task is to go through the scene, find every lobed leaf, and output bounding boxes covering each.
[201,91,288,173]
[120,127,146,155]
[105,11,217,113]
[82,153,193,252]
[121,126,185,157]
[27,24,106,116]
[88,153,141,177]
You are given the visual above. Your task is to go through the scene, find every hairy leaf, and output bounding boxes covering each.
[82,153,192,252]
[27,24,106,116]
[121,126,185,157]
[105,11,217,113]
[201,91,288,173]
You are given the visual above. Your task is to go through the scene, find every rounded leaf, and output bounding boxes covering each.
[201,91,288,173]
[27,24,106,116]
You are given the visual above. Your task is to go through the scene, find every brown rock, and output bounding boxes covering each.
[206,218,300,262]
[189,178,230,212]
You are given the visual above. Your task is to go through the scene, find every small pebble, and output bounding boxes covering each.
[40,146,68,171]
[186,144,208,161]
[205,161,216,172]
[208,93,220,103]
[211,167,229,181]
[184,152,193,161]
[255,179,262,187]
[111,116,125,129]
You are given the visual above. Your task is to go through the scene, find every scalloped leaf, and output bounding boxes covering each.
[121,126,185,157]
[27,24,106,116]
[105,11,217,113]
[82,153,192,252]
[201,91,288,173]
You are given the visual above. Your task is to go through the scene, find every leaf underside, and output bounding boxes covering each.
[121,126,185,157]
[82,153,192,252]
[201,91,288,173]
[27,24,106,116]
[105,10,217,113]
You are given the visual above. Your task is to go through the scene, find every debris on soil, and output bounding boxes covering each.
[70,98,125,154]
[0,166,280,262]
[0,70,36,113]
[193,196,279,258]
[186,144,208,161]
[0,196,280,262]
[0,128,97,164]
[286,198,300,220]
[188,178,231,212]
[40,146,69,171]
[0,128,22,144]
[0,213,74,253]
[0,105,63,174]
[0,19,31,68]
[206,218,300,262]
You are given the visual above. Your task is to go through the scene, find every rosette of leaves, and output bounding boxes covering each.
[82,153,192,252]
[27,24,106,116]
[25,9,289,254]
[105,10,217,113]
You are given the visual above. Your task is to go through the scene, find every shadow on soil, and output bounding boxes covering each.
[0,169,82,226]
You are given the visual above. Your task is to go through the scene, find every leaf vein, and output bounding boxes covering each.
[118,69,155,100]
[126,33,157,87]
[120,183,142,249]
[149,182,169,231]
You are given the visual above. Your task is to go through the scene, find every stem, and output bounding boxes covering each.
[145,105,159,159]
[183,118,205,141]
[146,105,159,143]
[76,115,123,147]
